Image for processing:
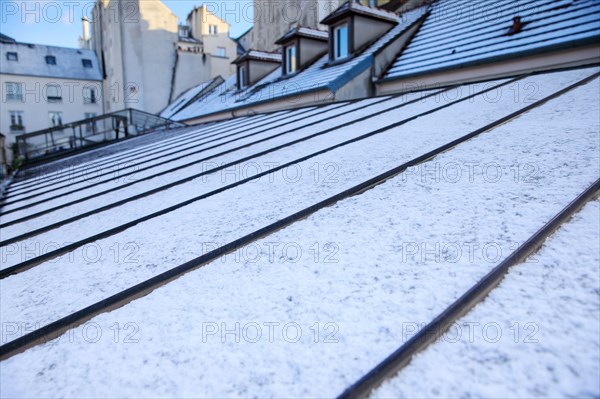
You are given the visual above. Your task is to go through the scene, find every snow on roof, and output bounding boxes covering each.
[160,76,225,119]
[172,7,427,121]
[383,0,600,81]
[233,50,283,64]
[321,0,400,24]
[275,27,329,44]
[0,41,102,81]
[1,66,598,397]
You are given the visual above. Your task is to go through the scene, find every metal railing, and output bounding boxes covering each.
[15,108,185,163]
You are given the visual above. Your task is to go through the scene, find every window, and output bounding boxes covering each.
[46,84,62,102]
[83,86,97,104]
[82,59,93,68]
[239,65,247,89]
[209,24,218,35]
[85,113,97,134]
[5,82,23,101]
[9,111,24,130]
[6,52,18,61]
[333,24,349,60]
[45,55,56,65]
[285,45,297,75]
[216,47,226,57]
[49,112,63,127]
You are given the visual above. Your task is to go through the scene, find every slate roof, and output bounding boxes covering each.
[275,27,329,45]
[0,41,102,81]
[382,0,600,81]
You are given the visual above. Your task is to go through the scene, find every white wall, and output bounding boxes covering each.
[0,74,104,162]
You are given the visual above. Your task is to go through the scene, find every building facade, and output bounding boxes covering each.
[90,0,238,115]
[0,39,104,165]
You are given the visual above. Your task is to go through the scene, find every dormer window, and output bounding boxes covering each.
[45,55,56,65]
[285,45,297,74]
[232,50,281,90]
[333,24,349,60]
[6,52,18,61]
[321,1,398,64]
[276,27,328,75]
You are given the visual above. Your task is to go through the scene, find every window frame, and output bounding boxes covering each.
[333,23,350,61]
[238,64,247,90]
[5,82,23,102]
[46,84,62,103]
[82,59,93,68]
[285,45,297,75]
[45,55,57,65]
[209,24,218,35]
[216,47,226,57]
[6,52,18,61]
[49,111,63,127]
[9,111,24,130]
[83,86,97,104]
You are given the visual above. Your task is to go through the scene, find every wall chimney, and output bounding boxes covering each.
[82,16,90,41]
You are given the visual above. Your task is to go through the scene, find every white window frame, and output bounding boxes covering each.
[9,111,24,130]
[285,45,297,75]
[49,111,63,127]
[46,84,62,103]
[83,86,97,104]
[333,23,349,61]
[239,65,247,89]
[209,24,218,35]
[5,82,23,102]
[216,47,226,57]
[85,113,97,134]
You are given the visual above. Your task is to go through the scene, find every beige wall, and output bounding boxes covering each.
[252,0,345,52]
[0,74,104,162]
[92,0,236,115]
[93,0,179,114]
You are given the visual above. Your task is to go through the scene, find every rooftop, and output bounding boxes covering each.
[383,0,600,81]
[0,41,102,81]
[171,6,428,122]
[0,65,598,397]
[275,27,330,45]
[321,0,400,24]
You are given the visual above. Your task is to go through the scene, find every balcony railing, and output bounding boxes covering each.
[15,108,185,163]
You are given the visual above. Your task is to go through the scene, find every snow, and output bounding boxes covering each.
[170,7,426,121]
[371,199,600,398]
[0,67,598,397]
[0,42,102,81]
[385,0,600,79]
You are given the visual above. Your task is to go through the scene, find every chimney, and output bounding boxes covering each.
[508,16,522,35]
[82,16,90,41]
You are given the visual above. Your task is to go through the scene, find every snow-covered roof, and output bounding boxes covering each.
[0,41,102,81]
[233,50,283,64]
[160,76,225,119]
[1,65,598,397]
[321,0,400,24]
[383,0,600,81]
[275,27,329,44]
[171,7,427,122]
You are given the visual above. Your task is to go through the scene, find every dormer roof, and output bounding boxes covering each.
[275,27,329,45]
[320,1,399,25]
[232,50,282,65]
